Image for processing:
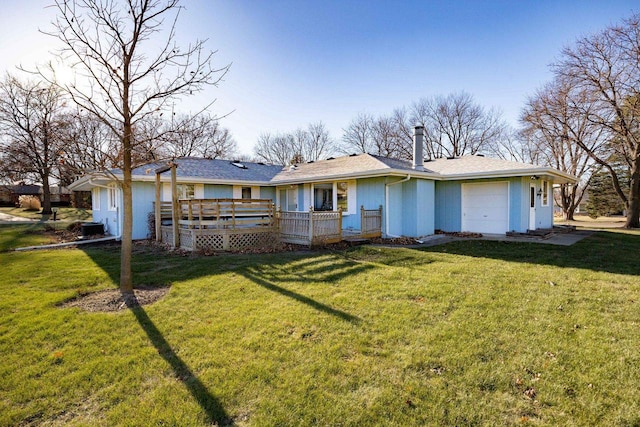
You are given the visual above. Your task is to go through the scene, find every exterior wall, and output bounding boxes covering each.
[91,186,119,236]
[387,179,404,237]
[343,177,386,231]
[435,177,541,234]
[203,184,233,198]
[401,178,435,237]
[434,181,462,232]
[260,187,276,203]
[131,182,156,240]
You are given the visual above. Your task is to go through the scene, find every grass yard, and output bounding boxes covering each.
[0,229,639,426]
[0,207,92,222]
[0,224,61,252]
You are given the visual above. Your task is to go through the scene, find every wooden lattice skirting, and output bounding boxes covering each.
[161,226,278,251]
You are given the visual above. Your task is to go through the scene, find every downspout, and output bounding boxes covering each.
[384,175,411,238]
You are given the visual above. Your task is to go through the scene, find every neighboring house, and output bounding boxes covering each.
[0,184,72,207]
[69,127,576,241]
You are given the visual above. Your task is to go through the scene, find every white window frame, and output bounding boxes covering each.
[107,184,117,211]
[92,188,100,211]
[541,180,549,207]
[309,180,357,215]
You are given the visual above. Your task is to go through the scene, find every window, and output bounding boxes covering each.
[92,188,100,211]
[542,181,549,206]
[241,187,252,200]
[313,184,333,211]
[177,184,195,200]
[107,185,117,211]
[337,182,348,212]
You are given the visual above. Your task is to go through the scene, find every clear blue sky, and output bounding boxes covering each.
[1,1,637,156]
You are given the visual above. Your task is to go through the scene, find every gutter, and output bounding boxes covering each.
[384,175,411,238]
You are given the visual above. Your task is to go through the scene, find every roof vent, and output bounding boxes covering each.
[349,153,357,157]
[307,160,314,163]
[476,153,485,157]
[257,162,265,165]
[289,165,297,171]
[326,157,335,160]
[446,156,456,160]
[231,162,247,169]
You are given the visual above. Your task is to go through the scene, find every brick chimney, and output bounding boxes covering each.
[413,125,424,171]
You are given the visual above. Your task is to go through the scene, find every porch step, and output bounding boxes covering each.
[506,229,554,238]
[342,237,371,246]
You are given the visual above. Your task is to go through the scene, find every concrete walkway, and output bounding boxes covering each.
[395,229,593,249]
[0,212,40,223]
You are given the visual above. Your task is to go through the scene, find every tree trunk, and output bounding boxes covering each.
[625,161,640,228]
[120,87,134,293]
[41,171,52,215]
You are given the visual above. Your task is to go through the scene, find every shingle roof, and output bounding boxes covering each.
[271,154,403,182]
[71,153,574,191]
[424,155,542,176]
[130,157,283,182]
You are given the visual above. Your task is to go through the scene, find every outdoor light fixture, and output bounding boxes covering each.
[531,175,540,180]
[537,189,543,196]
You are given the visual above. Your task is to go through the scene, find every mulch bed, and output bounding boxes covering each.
[61,285,170,312]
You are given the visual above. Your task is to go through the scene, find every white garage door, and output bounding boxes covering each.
[461,182,509,234]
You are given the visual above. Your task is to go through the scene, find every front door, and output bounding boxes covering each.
[529,185,536,230]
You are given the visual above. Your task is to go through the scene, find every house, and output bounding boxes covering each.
[68,127,576,247]
[0,184,72,207]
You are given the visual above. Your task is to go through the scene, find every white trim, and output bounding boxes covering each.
[92,188,100,211]
[107,184,117,211]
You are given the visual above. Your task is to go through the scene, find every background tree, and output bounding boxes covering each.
[520,79,605,220]
[164,113,237,159]
[340,113,374,155]
[586,165,629,218]
[254,121,335,165]
[44,0,229,292]
[0,74,69,214]
[552,13,640,227]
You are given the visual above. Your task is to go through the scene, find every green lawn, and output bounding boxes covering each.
[1,230,639,426]
[0,207,92,222]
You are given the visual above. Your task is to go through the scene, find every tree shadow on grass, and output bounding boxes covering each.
[239,264,362,324]
[124,294,231,425]
[413,230,640,276]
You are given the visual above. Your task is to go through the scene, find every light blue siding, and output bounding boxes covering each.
[387,179,404,236]
[399,179,434,237]
[510,177,528,232]
[132,182,156,240]
[436,177,535,233]
[434,181,462,232]
[343,177,386,230]
[203,185,233,198]
[260,187,276,202]
[92,187,119,237]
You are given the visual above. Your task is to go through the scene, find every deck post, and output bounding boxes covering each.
[155,173,161,242]
[338,207,343,240]
[308,206,314,246]
[171,164,180,248]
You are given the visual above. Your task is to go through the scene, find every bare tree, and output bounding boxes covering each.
[254,122,335,165]
[414,93,505,158]
[0,75,69,214]
[164,114,237,159]
[43,0,229,291]
[552,13,640,227]
[340,113,374,154]
[521,79,606,220]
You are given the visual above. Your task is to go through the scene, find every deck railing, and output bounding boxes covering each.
[154,199,383,250]
[177,198,276,229]
[278,208,342,246]
[361,205,383,238]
